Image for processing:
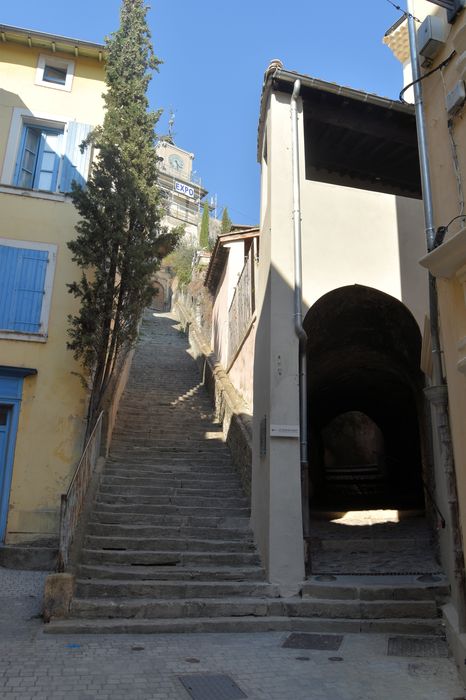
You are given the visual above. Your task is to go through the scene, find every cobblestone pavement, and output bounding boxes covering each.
[1,567,465,699]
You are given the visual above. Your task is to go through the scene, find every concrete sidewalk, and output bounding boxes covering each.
[0,567,465,700]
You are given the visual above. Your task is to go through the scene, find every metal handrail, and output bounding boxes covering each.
[57,410,104,571]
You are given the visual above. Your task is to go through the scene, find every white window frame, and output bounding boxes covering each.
[35,54,75,92]
[0,238,57,343]
[1,108,69,195]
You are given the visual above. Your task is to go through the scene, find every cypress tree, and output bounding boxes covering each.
[221,206,232,233]
[199,202,210,249]
[67,0,178,431]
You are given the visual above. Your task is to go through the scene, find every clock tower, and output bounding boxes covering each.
[155,140,209,243]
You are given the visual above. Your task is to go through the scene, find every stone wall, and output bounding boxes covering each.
[175,299,252,499]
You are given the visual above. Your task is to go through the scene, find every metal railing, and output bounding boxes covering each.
[228,249,255,365]
[57,411,104,571]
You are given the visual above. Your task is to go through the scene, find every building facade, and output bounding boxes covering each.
[252,62,428,594]
[385,0,466,680]
[0,25,105,546]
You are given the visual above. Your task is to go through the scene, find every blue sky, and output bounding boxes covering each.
[2,1,406,224]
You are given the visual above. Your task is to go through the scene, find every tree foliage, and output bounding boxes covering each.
[67,0,178,431]
[163,240,197,288]
[221,206,232,233]
[199,202,210,249]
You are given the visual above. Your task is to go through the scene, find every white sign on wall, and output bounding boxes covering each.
[175,181,195,198]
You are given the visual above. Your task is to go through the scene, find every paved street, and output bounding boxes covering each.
[1,567,465,700]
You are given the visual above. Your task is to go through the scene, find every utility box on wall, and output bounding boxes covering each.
[418,15,447,61]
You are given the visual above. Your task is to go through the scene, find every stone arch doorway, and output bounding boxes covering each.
[303,285,426,511]
[151,281,165,312]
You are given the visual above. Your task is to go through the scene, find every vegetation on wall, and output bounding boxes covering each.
[163,240,197,288]
[67,0,178,432]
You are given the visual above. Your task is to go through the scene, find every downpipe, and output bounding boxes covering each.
[407,3,466,631]
[291,79,311,541]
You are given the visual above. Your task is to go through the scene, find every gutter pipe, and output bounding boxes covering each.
[407,2,466,631]
[291,79,311,539]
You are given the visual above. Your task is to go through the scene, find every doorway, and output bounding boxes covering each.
[302,286,438,575]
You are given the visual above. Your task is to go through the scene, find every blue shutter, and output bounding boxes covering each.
[0,245,48,333]
[60,122,92,193]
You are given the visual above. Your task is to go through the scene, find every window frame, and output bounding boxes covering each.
[35,54,75,92]
[0,238,57,343]
[14,123,64,192]
[1,108,67,195]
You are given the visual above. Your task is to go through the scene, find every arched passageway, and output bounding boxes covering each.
[151,281,165,311]
[304,285,426,511]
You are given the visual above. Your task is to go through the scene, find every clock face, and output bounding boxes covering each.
[169,154,184,171]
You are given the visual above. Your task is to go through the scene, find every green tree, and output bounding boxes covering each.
[199,202,210,249]
[221,206,232,233]
[163,240,197,287]
[67,0,178,432]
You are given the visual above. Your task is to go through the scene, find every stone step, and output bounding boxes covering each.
[95,493,248,508]
[67,596,439,621]
[80,549,261,567]
[103,468,239,482]
[302,576,450,602]
[90,512,250,529]
[315,538,430,552]
[84,535,256,553]
[75,579,278,599]
[86,522,253,541]
[77,564,265,582]
[44,615,444,636]
[92,503,250,517]
[100,477,244,498]
[105,459,235,470]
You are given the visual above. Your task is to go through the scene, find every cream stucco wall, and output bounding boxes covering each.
[402,3,466,662]
[0,41,105,542]
[252,87,428,593]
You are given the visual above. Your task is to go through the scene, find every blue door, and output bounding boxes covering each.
[0,404,13,541]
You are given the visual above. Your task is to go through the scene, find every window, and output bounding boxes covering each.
[43,64,67,86]
[14,125,63,192]
[1,109,93,195]
[35,54,75,92]
[0,239,57,341]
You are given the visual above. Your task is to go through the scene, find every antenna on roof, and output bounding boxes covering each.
[168,109,176,142]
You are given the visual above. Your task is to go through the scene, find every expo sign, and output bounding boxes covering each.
[175,181,195,198]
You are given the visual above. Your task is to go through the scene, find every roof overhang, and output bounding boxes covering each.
[204,228,259,292]
[0,23,105,61]
[257,65,421,198]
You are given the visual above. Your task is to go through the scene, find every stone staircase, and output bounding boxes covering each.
[45,312,448,635]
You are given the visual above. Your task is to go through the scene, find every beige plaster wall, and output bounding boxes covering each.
[410,0,466,621]
[0,43,105,169]
[228,319,256,409]
[252,87,428,593]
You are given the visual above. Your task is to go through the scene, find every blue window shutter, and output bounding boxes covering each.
[60,122,92,193]
[0,246,21,330]
[0,245,48,333]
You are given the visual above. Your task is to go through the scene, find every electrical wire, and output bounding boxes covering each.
[439,67,465,217]
[434,215,466,247]
[385,0,421,22]
[399,51,456,103]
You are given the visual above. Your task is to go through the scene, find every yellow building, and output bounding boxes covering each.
[384,0,466,681]
[0,25,105,549]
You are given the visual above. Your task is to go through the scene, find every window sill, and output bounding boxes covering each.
[0,184,67,203]
[0,330,47,343]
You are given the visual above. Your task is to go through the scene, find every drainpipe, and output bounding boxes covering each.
[291,79,311,540]
[407,2,466,631]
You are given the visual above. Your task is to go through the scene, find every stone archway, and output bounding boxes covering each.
[303,285,426,511]
[151,281,165,312]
